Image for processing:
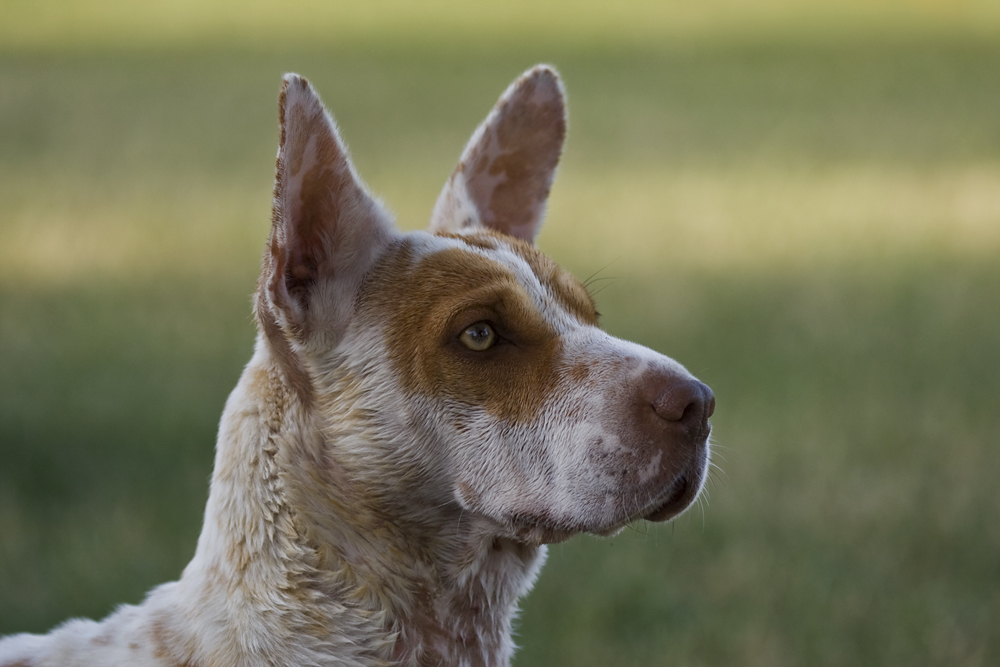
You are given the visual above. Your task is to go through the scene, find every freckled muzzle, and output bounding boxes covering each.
[632,370,715,522]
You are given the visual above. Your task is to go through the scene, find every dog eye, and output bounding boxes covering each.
[459,322,497,351]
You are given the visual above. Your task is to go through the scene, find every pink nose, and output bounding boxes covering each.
[651,377,715,439]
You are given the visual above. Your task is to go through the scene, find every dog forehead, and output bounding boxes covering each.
[492,232,598,327]
[362,231,596,329]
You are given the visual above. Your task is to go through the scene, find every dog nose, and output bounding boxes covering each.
[651,377,714,436]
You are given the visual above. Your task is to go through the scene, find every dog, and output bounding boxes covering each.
[0,65,714,667]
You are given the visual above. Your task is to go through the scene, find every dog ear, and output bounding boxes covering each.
[429,65,566,244]
[261,74,395,348]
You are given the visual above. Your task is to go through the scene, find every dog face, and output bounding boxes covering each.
[258,67,713,546]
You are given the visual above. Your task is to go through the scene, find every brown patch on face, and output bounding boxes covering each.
[567,361,592,384]
[441,231,501,252]
[501,234,598,325]
[438,230,597,326]
[360,239,563,423]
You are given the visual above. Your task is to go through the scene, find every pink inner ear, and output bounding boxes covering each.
[270,77,371,310]
[428,67,566,243]
[264,74,397,341]
[282,101,353,294]
[464,72,565,242]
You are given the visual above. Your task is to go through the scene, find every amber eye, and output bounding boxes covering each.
[459,322,497,351]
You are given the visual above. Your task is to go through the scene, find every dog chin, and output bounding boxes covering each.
[464,447,710,545]
[503,474,706,544]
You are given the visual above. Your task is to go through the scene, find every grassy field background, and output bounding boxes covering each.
[2,2,999,665]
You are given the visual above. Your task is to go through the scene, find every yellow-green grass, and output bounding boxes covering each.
[2,9,999,666]
[4,0,1000,52]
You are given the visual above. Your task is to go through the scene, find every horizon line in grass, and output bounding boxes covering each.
[4,163,1000,287]
[3,1,1000,55]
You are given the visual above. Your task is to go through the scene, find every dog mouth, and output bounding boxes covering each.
[640,452,708,523]
[641,474,694,522]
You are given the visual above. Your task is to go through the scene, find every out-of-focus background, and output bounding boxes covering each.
[2,1,998,664]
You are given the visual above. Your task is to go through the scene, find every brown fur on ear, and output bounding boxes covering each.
[258,74,397,391]
[430,65,567,243]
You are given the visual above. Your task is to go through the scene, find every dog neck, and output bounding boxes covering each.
[172,340,544,667]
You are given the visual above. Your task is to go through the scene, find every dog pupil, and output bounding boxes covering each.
[465,323,492,348]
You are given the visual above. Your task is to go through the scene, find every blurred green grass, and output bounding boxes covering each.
[1,2,999,665]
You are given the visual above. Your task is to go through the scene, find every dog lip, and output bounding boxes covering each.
[640,441,710,523]
[642,474,692,522]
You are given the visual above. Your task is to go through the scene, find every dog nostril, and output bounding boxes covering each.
[652,379,713,431]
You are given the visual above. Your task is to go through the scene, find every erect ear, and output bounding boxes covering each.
[429,65,566,244]
[261,74,396,350]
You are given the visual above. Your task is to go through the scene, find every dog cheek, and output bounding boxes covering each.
[448,420,556,521]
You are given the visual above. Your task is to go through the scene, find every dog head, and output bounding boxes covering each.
[256,66,713,546]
